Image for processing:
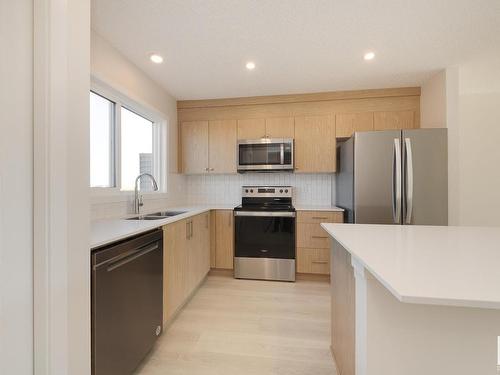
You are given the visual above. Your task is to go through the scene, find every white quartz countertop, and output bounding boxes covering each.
[321,223,500,310]
[91,205,235,249]
[294,205,344,212]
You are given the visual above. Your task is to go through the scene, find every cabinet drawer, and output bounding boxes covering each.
[297,248,330,275]
[297,211,343,224]
[297,223,331,249]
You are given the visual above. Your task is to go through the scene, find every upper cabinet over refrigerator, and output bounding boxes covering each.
[336,129,447,226]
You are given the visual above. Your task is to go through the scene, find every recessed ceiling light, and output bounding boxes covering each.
[150,54,163,64]
[246,61,256,70]
[364,52,375,61]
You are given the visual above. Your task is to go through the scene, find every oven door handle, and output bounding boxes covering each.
[234,211,296,218]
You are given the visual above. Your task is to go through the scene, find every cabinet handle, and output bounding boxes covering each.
[312,236,328,239]
[205,214,209,229]
[186,221,190,239]
[190,221,193,239]
[228,213,231,227]
[210,168,214,171]
[312,217,329,220]
[312,260,328,264]
[205,167,209,171]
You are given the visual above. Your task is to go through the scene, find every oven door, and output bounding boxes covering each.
[234,211,296,281]
[237,138,293,172]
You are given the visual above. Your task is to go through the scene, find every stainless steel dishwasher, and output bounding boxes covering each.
[92,229,163,375]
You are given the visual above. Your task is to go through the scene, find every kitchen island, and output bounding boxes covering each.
[321,223,500,375]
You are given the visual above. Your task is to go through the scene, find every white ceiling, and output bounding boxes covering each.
[91,0,500,100]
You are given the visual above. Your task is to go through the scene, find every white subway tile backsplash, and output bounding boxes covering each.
[185,173,335,206]
[91,173,336,220]
[90,173,187,220]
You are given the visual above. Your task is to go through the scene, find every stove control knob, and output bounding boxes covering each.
[279,189,283,193]
[285,189,289,193]
[250,189,253,193]
[245,189,249,193]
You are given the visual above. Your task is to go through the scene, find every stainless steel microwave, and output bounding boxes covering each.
[237,138,294,172]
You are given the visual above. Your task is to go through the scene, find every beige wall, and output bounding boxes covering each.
[0,1,33,373]
[90,30,186,219]
[420,70,447,128]
[454,55,500,226]
[421,59,500,226]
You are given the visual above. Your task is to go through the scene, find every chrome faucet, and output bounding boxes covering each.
[134,173,159,214]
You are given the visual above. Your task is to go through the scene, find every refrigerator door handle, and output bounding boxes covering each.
[392,139,402,223]
[404,137,414,224]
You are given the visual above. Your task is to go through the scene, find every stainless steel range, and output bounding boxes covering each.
[234,186,296,282]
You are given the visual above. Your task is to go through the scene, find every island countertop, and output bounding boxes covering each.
[321,223,500,310]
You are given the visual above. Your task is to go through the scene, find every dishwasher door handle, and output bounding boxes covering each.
[106,243,159,272]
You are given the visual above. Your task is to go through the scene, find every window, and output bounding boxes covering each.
[90,92,115,188]
[120,107,155,191]
[89,85,165,193]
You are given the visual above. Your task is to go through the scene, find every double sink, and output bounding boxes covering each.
[127,210,187,221]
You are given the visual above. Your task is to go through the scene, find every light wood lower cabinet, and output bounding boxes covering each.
[162,212,211,325]
[214,210,234,269]
[296,210,343,275]
[296,248,330,274]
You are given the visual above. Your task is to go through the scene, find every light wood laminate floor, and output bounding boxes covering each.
[135,272,337,375]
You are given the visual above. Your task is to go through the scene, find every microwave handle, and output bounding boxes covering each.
[280,143,285,165]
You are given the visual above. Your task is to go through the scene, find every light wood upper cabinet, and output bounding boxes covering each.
[336,112,374,138]
[215,210,234,269]
[294,114,336,173]
[265,117,295,138]
[374,110,415,130]
[181,119,237,174]
[237,118,266,139]
[209,120,237,173]
[181,121,209,174]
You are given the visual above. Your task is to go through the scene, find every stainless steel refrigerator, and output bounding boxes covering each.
[336,128,448,225]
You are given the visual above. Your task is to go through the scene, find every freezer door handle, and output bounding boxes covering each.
[392,138,402,223]
[404,137,414,224]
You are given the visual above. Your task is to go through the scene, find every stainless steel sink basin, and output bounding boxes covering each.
[126,211,187,221]
[146,211,187,217]
[126,216,167,220]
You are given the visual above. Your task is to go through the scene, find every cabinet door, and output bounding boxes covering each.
[181,121,209,174]
[237,118,266,139]
[374,110,415,130]
[265,117,295,138]
[210,210,216,268]
[336,112,374,138]
[162,219,188,324]
[192,212,211,284]
[209,120,237,173]
[294,115,336,173]
[215,210,234,269]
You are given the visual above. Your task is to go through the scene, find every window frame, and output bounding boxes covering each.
[90,78,167,201]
